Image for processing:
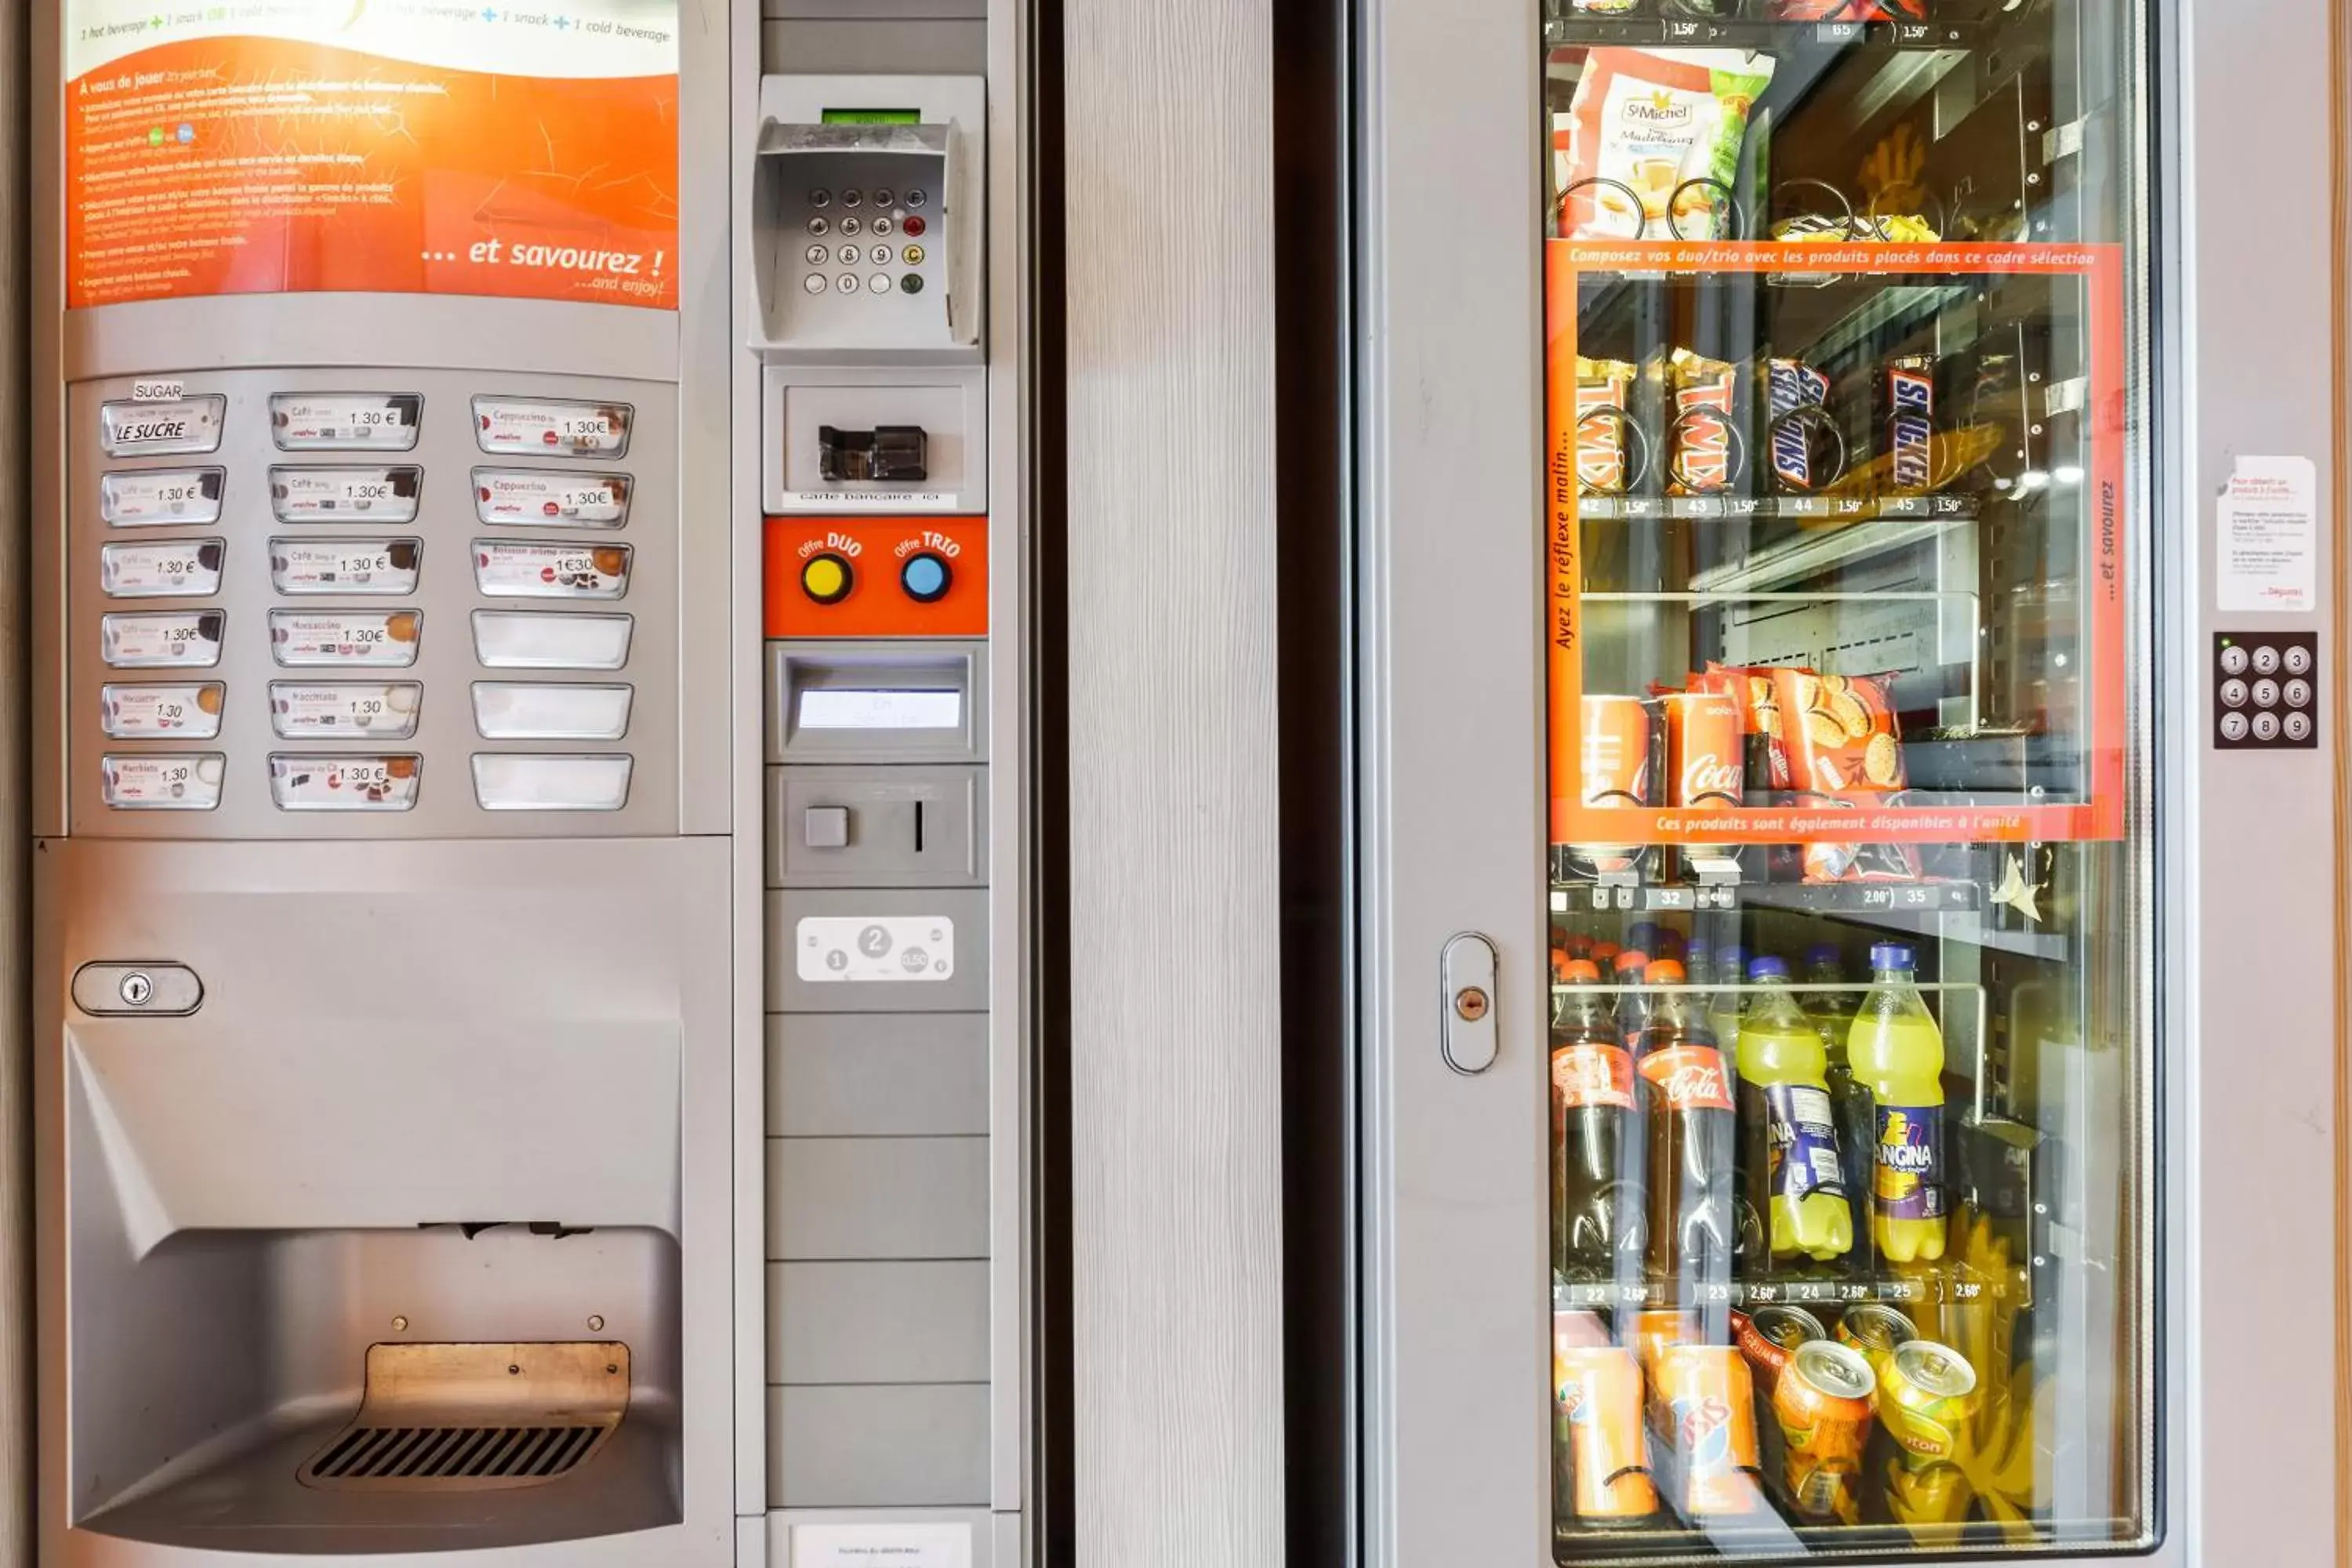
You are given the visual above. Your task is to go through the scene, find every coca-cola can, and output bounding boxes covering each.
[1663,690,1742,881]
[1569,694,1653,882]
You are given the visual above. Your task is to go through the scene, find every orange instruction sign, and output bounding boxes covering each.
[64,0,679,310]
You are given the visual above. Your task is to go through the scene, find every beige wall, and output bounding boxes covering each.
[1062,0,1287,1563]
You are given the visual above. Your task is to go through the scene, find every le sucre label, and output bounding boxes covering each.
[100,395,225,457]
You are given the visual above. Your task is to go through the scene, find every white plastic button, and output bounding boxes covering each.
[2252,678,2280,708]
[2220,644,2249,675]
[2220,678,2248,708]
[836,274,859,294]
[2253,711,2281,742]
[2252,644,2281,675]
[2285,644,2314,675]
[2220,712,2249,742]
[471,753,633,811]
[2286,711,2314,742]
[2285,678,2313,708]
[803,274,827,295]
[869,274,893,295]
[471,610,633,670]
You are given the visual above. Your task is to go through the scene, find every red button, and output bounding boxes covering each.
[902,215,927,238]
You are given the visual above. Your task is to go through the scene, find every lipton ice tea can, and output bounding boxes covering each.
[1570,695,1653,880]
[1653,1344,1763,1517]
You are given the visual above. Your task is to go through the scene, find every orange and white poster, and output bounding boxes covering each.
[64,0,679,309]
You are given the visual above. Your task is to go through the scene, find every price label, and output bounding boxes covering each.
[101,753,226,810]
[473,541,632,599]
[268,466,424,523]
[268,610,422,667]
[101,683,224,739]
[100,467,225,526]
[472,468,633,528]
[267,394,423,452]
[100,539,225,598]
[103,612,224,668]
[269,539,422,595]
[471,397,633,457]
[100,395,226,457]
[269,754,421,811]
[269,682,423,739]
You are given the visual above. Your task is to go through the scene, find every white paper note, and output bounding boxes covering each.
[2217,455,2318,613]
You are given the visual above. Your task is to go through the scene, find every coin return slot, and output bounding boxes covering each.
[297,1342,628,1494]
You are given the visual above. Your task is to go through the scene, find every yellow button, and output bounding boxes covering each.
[801,554,851,604]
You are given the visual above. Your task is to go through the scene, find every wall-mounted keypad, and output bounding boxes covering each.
[2216,631,2319,749]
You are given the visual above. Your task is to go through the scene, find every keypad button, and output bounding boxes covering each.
[840,189,864,209]
[837,245,861,266]
[906,188,927,209]
[836,274,859,294]
[2252,677,2280,709]
[805,243,829,265]
[873,216,894,236]
[802,274,828,296]
[2220,677,2248,708]
[2220,644,2249,675]
[871,244,894,266]
[902,243,927,267]
[903,214,927,238]
[840,216,863,237]
[2253,644,2281,675]
[2220,711,2250,742]
[2287,711,2314,742]
[2285,644,2314,676]
[809,189,833,209]
[2252,711,2281,742]
[869,274,893,294]
[807,216,831,236]
[873,187,895,207]
[902,274,926,295]
[2285,677,2313,708]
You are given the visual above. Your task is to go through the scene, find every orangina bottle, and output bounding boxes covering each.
[1735,957,1853,1262]
[1847,943,1947,1263]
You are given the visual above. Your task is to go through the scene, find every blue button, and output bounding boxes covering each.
[901,553,950,602]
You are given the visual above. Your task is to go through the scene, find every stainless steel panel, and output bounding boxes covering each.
[766,640,989,764]
[768,1013,989,1137]
[767,1136,989,1260]
[768,764,986,887]
[769,1385,990,1509]
[767,887,989,1012]
[64,369,684,838]
[769,1260,990,1384]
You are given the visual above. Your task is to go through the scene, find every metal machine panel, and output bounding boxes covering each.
[768,1385,991,1509]
[768,764,986,887]
[770,1260,991,1384]
[767,1013,990,1137]
[767,1136,990,1260]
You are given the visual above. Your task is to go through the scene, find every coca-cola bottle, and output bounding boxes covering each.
[1552,960,1643,1282]
[1636,959,1739,1309]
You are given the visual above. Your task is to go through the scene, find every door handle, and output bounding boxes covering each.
[1439,932,1500,1075]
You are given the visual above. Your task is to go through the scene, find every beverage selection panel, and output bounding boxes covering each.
[1537,4,2150,1559]
[66,370,682,837]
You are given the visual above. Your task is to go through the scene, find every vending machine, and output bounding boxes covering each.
[27,2,1034,1567]
[1352,0,2336,1563]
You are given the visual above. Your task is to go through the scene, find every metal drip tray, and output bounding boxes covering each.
[298,1341,629,1494]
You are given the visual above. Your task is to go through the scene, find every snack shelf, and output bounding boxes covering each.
[1577,493,1977,525]
[1549,873,1981,915]
[1542,15,1986,53]
[1683,509,1973,593]
[1555,1271,1944,1312]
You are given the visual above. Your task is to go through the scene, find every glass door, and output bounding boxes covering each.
[1356,0,2183,1561]
[1544,2,2153,1556]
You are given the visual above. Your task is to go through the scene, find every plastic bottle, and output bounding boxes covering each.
[1552,960,1644,1280]
[1635,959,1737,1294]
[1706,942,1748,1053]
[1847,943,1948,1263]
[1612,948,1653,1048]
[1799,942,1857,1057]
[1736,957,1853,1262]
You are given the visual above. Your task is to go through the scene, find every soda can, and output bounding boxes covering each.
[1731,1304,1826,1396]
[1882,353,1938,494]
[1556,1342,1659,1526]
[1653,1344,1762,1516]
[1835,1300,1918,1382]
[1878,1339,1980,1469]
[1629,1308,1699,1385]
[1663,691,1743,811]
[1773,1340,1878,1520]
[1570,695,1653,880]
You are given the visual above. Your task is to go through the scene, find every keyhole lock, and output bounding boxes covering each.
[1454,986,1490,1022]
[1439,932,1501,1075]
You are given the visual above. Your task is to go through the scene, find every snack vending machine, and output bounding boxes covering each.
[1356,0,2336,1563]
[28,2,1033,1566]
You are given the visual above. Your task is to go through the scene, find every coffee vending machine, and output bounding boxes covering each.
[31,3,1033,1567]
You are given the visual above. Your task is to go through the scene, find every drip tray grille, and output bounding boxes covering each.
[298,1341,630,1494]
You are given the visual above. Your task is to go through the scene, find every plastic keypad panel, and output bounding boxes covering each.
[2215,630,2320,749]
[792,156,942,319]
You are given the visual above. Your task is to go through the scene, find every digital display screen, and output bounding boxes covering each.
[822,108,923,125]
[798,689,962,730]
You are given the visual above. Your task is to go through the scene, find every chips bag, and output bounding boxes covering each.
[1555,49,1777,241]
